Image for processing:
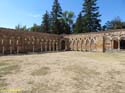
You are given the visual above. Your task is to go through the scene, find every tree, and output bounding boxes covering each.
[41,11,50,33]
[50,0,63,34]
[105,17,124,30]
[30,24,41,32]
[62,11,74,32]
[105,21,113,30]
[74,12,83,33]
[82,0,101,32]
[15,24,28,31]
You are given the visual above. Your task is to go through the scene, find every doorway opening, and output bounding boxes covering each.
[61,40,65,51]
[120,40,125,49]
[113,40,118,49]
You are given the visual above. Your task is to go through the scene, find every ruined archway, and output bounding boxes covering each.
[113,40,118,49]
[81,40,84,51]
[90,39,96,52]
[120,40,125,49]
[61,40,65,51]
[85,39,90,51]
[77,40,80,51]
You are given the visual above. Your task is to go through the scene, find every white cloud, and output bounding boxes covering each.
[28,14,41,18]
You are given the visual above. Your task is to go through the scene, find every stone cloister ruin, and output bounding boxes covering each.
[0,28,125,55]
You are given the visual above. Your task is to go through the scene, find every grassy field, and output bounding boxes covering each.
[0,51,125,93]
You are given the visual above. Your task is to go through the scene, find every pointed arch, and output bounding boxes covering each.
[90,39,96,52]
[85,39,90,51]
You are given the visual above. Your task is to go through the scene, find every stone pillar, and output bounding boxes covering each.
[40,42,43,52]
[56,42,58,51]
[80,41,83,51]
[45,42,47,52]
[1,39,4,54]
[2,46,4,55]
[16,40,19,54]
[111,40,113,51]
[9,40,12,54]
[10,47,12,54]
[32,42,35,53]
[65,41,67,51]
[118,40,120,51]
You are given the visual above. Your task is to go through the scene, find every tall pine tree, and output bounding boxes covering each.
[41,11,50,33]
[74,12,83,33]
[82,0,101,32]
[50,0,63,34]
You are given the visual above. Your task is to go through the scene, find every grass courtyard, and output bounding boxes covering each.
[0,51,125,93]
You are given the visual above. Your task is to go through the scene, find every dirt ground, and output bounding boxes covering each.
[0,51,125,93]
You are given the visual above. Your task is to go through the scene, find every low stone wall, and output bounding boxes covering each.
[0,28,64,55]
[0,28,125,55]
[63,29,125,52]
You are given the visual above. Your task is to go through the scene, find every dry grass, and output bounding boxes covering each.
[31,67,50,76]
[0,51,124,93]
[0,60,21,88]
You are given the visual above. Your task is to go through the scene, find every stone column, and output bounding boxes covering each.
[16,40,19,54]
[56,42,58,51]
[45,42,47,52]
[1,39,4,54]
[9,40,12,54]
[80,42,82,51]
[118,39,120,51]
[40,42,43,52]
[2,46,4,55]
[111,40,113,51]
[32,42,35,53]
[65,41,67,51]
[10,47,12,54]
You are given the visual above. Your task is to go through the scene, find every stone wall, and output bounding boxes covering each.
[0,28,125,55]
[0,28,65,55]
[63,29,125,52]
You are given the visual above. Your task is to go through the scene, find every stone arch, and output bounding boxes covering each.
[104,36,112,51]
[48,40,52,51]
[61,40,65,51]
[72,40,75,51]
[81,40,84,51]
[85,39,90,51]
[54,41,57,51]
[112,37,119,49]
[52,40,55,51]
[40,39,44,52]
[90,39,96,52]
[120,37,125,49]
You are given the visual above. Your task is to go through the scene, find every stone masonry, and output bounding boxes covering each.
[0,28,125,55]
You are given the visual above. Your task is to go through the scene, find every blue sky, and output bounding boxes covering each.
[0,0,125,28]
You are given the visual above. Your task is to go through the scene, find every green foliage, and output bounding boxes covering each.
[82,0,101,32]
[30,24,41,32]
[15,24,28,31]
[74,12,83,33]
[63,11,74,33]
[50,0,63,34]
[41,11,50,33]
[105,17,125,30]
